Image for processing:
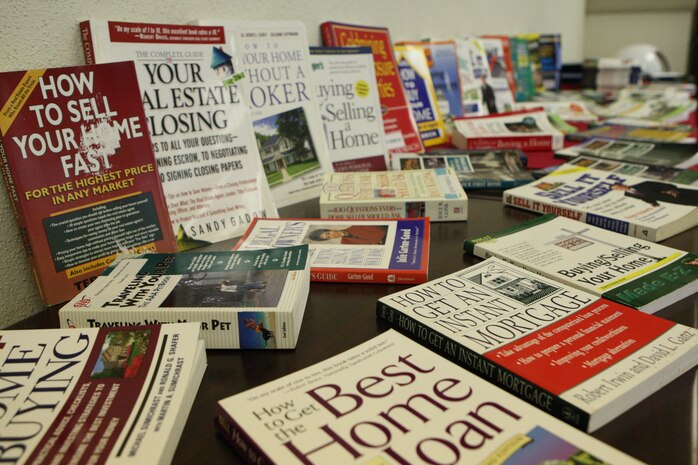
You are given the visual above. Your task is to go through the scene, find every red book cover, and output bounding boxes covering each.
[321,21,424,154]
[0,62,177,306]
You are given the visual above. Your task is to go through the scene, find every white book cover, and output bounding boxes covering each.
[476,37,516,114]
[80,20,277,250]
[200,19,333,207]
[464,214,698,314]
[503,163,698,241]
[216,329,647,464]
[0,323,205,465]
[320,168,468,222]
[59,246,310,349]
[378,258,698,432]
[309,46,388,171]
[454,38,489,116]
[515,101,599,123]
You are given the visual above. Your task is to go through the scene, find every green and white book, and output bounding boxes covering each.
[465,214,698,314]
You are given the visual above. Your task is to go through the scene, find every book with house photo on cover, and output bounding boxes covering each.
[215,329,648,465]
[199,19,333,208]
[0,61,177,306]
[80,20,277,251]
[377,257,698,432]
[59,245,310,349]
[464,214,698,314]
[0,323,206,465]
[235,217,429,284]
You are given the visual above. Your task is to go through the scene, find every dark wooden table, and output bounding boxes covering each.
[11,193,698,465]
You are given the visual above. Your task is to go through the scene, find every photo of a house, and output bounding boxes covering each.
[253,107,320,186]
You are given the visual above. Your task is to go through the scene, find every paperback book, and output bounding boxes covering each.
[320,168,468,221]
[516,101,599,123]
[321,21,424,154]
[235,217,429,284]
[567,122,694,144]
[391,148,533,190]
[216,329,647,464]
[509,36,535,102]
[59,245,310,349]
[0,323,206,465]
[561,155,698,186]
[538,33,563,91]
[401,40,464,117]
[200,19,333,208]
[464,214,698,313]
[454,38,489,116]
[478,36,517,113]
[80,20,277,249]
[0,61,177,306]
[452,108,564,151]
[393,44,450,147]
[503,164,698,241]
[377,257,698,432]
[309,46,388,171]
[556,136,698,169]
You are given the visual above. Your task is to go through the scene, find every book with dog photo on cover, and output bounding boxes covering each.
[235,217,429,284]
[59,245,310,349]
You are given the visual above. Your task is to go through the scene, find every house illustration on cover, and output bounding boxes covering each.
[258,134,304,182]
[469,265,558,304]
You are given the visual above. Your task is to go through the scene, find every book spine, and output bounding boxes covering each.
[310,268,427,284]
[467,135,553,151]
[320,23,337,47]
[79,20,96,65]
[0,137,44,302]
[376,301,591,431]
[215,404,277,465]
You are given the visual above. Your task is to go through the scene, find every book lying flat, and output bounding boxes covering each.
[59,246,310,349]
[320,168,468,222]
[464,214,698,314]
[391,148,533,190]
[377,257,698,432]
[0,323,206,465]
[235,217,429,284]
[216,329,646,464]
[503,163,698,241]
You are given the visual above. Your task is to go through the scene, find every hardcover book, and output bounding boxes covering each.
[555,136,698,169]
[216,329,647,464]
[200,19,333,208]
[59,245,310,349]
[464,214,698,313]
[321,21,424,154]
[391,148,533,190]
[309,46,388,171]
[0,323,206,465]
[377,257,698,432]
[502,164,698,241]
[235,217,429,284]
[80,20,277,249]
[0,61,177,306]
[452,108,564,151]
[393,44,450,147]
[319,168,468,222]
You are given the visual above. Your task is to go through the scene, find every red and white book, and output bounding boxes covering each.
[452,108,564,151]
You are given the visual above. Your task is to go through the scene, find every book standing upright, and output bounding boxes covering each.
[309,46,389,171]
[0,61,177,306]
[81,20,277,250]
[201,19,333,208]
[321,21,424,155]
